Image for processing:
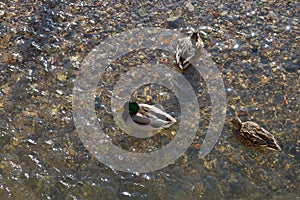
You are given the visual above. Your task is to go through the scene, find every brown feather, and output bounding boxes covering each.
[231,117,282,151]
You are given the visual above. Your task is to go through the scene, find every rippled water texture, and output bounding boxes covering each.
[1,0,299,199]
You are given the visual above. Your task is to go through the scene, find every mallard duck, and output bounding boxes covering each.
[175,28,204,69]
[230,117,282,151]
[118,101,176,131]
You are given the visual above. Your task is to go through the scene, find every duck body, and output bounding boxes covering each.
[231,117,282,151]
[122,102,176,131]
[175,29,204,69]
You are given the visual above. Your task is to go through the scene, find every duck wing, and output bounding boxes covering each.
[139,104,176,120]
[135,114,170,128]
[176,37,195,65]
[138,104,176,127]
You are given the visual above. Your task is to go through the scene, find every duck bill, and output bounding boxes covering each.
[116,107,124,112]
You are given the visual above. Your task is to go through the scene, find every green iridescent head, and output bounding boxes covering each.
[124,101,139,114]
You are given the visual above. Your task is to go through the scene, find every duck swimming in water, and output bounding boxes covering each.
[175,28,204,69]
[118,101,176,131]
[230,117,282,151]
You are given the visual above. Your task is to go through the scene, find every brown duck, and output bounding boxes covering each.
[175,28,204,69]
[230,117,282,151]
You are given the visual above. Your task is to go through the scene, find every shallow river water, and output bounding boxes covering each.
[1,1,299,199]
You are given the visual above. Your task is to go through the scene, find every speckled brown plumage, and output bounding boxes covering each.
[175,28,204,69]
[230,117,282,151]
